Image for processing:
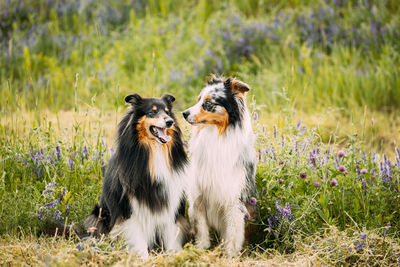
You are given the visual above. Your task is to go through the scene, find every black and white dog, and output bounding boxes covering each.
[85,93,188,259]
[183,75,257,256]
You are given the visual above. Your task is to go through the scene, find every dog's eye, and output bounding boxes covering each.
[148,110,157,116]
[203,100,214,112]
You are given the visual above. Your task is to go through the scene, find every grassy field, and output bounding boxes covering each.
[1,0,400,265]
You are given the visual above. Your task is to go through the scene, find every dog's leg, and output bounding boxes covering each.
[161,220,183,253]
[114,220,149,259]
[190,196,210,249]
[221,205,245,257]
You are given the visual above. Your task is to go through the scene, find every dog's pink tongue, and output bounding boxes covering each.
[156,127,172,143]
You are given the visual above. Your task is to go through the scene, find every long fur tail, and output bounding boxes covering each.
[41,223,84,238]
[83,204,111,236]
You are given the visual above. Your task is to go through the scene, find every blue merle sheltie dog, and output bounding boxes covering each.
[84,93,189,259]
[183,75,257,256]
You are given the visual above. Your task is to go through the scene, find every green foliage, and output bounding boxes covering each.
[0,120,105,234]
[251,114,399,252]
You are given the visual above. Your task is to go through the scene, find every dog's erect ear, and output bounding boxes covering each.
[124,93,142,106]
[161,93,175,105]
[225,77,250,97]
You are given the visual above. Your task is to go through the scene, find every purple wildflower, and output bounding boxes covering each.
[53,210,63,225]
[68,157,74,170]
[30,150,36,161]
[338,165,346,172]
[371,152,376,163]
[44,200,58,209]
[386,160,392,182]
[360,233,366,240]
[337,150,345,158]
[309,152,316,165]
[267,218,272,233]
[300,125,307,134]
[253,112,258,121]
[273,125,277,138]
[248,197,257,206]
[38,212,45,221]
[380,161,385,183]
[296,118,301,130]
[279,178,284,184]
[331,178,338,187]
[395,148,400,169]
[244,213,251,221]
[360,168,368,174]
[43,188,54,195]
[299,171,307,179]
[64,205,70,216]
[314,181,321,187]
[83,146,89,160]
[55,146,61,161]
[355,243,364,250]
[75,243,84,251]
[283,208,290,215]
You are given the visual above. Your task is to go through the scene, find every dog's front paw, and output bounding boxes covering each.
[196,238,211,250]
[166,242,183,254]
[224,240,242,258]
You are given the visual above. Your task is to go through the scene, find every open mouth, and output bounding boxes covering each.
[149,126,172,144]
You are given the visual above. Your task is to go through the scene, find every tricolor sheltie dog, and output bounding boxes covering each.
[85,93,188,259]
[183,75,257,256]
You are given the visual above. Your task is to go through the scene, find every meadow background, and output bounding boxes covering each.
[1,0,399,265]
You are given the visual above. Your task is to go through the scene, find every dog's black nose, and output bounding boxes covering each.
[183,110,189,120]
[165,119,174,128]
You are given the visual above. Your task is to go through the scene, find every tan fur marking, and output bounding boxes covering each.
[136,117,156,181]
[162,127,176,170]
[136,116,174,182]
[231,78,250,98]
[152,106,157,111]
[165,107,169,112]
[193,108,229,135]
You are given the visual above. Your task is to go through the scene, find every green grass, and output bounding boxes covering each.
[1,227,399,266]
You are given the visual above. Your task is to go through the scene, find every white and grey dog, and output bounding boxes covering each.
[183,75,257,256]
